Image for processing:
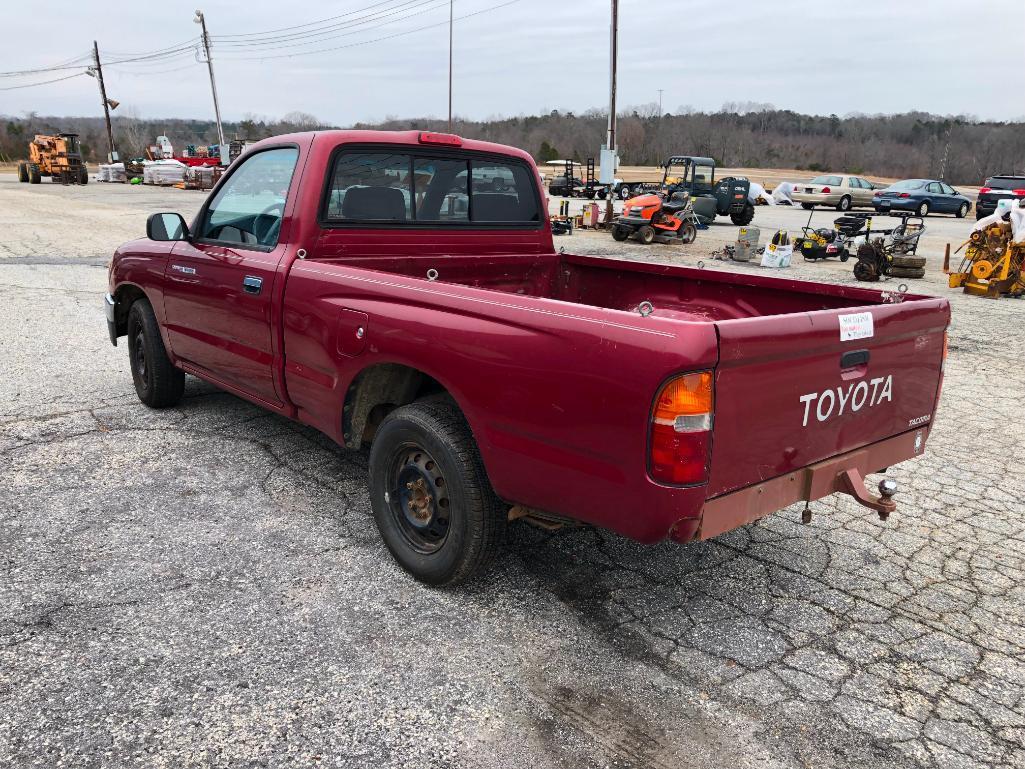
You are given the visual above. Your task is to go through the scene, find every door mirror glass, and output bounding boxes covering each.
[147,212,189,241]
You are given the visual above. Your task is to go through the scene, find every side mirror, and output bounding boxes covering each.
[147,212,189,241]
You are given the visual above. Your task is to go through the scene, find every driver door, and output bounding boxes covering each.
[162,146,301,406]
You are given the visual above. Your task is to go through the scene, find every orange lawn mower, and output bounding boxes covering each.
[610,191,698,245]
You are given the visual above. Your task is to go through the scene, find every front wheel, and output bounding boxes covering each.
[611,225,630,242]
[917,201,930,217]
[836,195,852,212]
[369,398,506,586]
[956,202,969,219]
[801,202,814,210]
[730,204,755,226]
[127,298,185,408]
[618,185,632,200]
[17,162,28,183]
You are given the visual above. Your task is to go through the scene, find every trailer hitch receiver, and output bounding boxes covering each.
[838,468,898,521]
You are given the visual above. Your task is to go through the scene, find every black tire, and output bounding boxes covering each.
[680,223,697,244]
[611,225,630,242]
[17,162,28,183]
[916,201,930,217]
[127,298,185,408]
[618,185,632,200]
[637,225,655,244]
[976,210,986,221]
[839,250,850,262]
[836,195,852,212]
[78,167,89,185]
[368,398,505,586]
[729,204,755,226]
[955,202,968,219]
[801,202,814,210]
[891,255,926,268]
[889,266,925,279]
[596,188,607,200]
[28,164,41,184]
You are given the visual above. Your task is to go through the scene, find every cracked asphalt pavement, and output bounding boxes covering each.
[2,175,1024,768]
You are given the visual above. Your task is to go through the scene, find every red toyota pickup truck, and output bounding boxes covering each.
[105,130,950,585]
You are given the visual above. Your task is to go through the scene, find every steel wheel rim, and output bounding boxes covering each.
[387,444,451,554]
[133,332,148,388]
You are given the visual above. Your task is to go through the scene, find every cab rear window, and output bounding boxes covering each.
[323,150,540,226]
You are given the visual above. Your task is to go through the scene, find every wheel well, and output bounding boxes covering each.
[342,363,449,449]
[113,284,147,337]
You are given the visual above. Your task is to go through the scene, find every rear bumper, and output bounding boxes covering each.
[792,192,840,206]
[670,426,929,542]
[104,293,118,346]
[874,199,915,212]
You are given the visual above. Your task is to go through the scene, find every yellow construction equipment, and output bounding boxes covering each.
[947,221,1025,298]
[16,133,89,185]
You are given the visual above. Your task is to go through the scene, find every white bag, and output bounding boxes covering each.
[761,242,792,268]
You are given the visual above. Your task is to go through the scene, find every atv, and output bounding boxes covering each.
[611,191,698,245]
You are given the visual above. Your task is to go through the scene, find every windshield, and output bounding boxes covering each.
[891,180,926,191]
[811,175,842,185]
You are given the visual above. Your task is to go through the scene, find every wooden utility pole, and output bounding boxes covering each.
[92,41,116,162]
[604,0,619,221]
[195,10,226,156]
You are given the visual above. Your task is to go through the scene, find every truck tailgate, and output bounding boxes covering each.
[707,297,949,497]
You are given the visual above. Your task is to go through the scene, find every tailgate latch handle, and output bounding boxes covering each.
[840,349,869,369]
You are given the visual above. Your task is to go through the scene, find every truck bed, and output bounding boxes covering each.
[307,249,947,502]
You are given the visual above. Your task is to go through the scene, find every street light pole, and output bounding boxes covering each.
[448,0,454,132]
[194,10,226,157]
[605,0,619,221]
[92,41,116,162]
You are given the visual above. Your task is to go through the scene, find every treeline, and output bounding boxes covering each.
[3,105,1022,184]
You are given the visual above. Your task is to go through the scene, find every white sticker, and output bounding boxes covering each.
[839,312,874,341]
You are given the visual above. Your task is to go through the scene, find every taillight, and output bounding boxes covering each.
[821,186,831,194]
[1013,189,1025,196]
[649,371,713,485]
[978,187,992,195]
[899,193,910,198]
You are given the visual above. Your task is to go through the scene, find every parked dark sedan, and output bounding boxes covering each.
[873,179,972,217]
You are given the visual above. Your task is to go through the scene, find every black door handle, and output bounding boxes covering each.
[242,275,263,295]
[841,349,869,368]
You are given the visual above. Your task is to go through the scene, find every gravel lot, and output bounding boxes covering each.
[1,175,1023,769]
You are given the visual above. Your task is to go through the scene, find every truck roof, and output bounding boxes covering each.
[249,129,537,167]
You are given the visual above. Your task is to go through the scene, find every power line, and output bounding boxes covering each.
[0,54,92,78]
[0,71,88,91]
[216,0,520,62]
[213,0,450,53]
[213,0,423,39]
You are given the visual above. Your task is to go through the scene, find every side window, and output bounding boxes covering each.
[414,158,469,222]
[470,161,540,223]
[201,147,299,248]
[851,178,866,189]
[325,153,412,222]
[941,182,956,194]
[927,182,942,194]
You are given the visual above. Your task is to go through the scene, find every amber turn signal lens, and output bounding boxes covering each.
[653,372,713,423]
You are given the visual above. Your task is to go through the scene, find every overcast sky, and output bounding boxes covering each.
[2,0,1023,124]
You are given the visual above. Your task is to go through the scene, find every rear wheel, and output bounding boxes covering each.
[916,201,930,217]
[637,225,655,244]
[17,162,28,183]
[801,202,814,210]
[611,225,630,242]
[368,398,506,586]
[889,266,925,279]
[729,204,755,226]
[78,167,89,185]
[955,202,968,219]
[619,185,632,200]
[679,223,697,244]
[127,298,185,408]
[836,195,852,212]
[28,164,41,184]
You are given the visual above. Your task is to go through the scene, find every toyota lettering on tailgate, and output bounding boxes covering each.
[799,376,893,427]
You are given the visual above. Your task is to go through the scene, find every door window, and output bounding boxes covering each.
[941,182,956,195]
[927,182,942,194]
[200,147,299,248]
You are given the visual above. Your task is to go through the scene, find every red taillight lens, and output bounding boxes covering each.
[978,187,992,195]
[649,372,713,485]
[821,186,831,194]
[1013,189,1025,196]
[899,193,910,198]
